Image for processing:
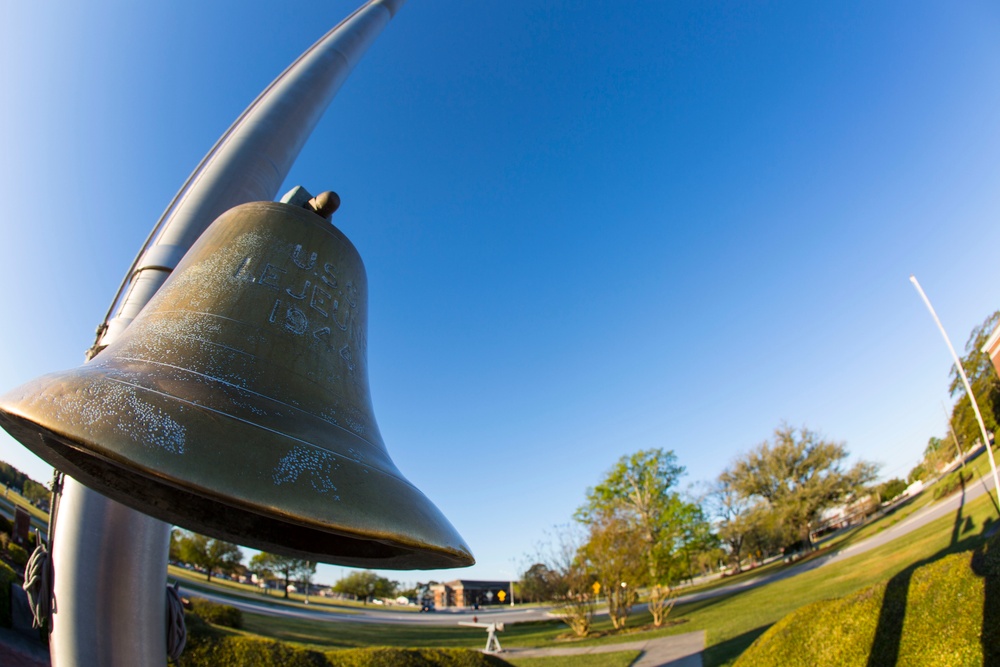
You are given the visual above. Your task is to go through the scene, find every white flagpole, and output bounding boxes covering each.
[909,275,1000,504]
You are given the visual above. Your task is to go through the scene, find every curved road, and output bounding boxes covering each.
[179,473,995,625]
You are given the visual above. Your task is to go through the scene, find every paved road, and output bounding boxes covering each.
[175,585,555,625]
[181,474,995,626]
[504,631,705,667]
[669,471,994,607]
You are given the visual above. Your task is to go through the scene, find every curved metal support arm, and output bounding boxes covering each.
[51,3,407,666]
[94,0,406,353]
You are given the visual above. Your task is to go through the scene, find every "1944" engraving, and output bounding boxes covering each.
[240,242,365,373]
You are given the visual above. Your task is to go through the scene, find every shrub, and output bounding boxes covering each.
[325,648,510,667]
[0,515,11,535]
[186,597,243,629]
[6,543,28,568]
[177,634,328,667]
[0,560,16,628]
[934,469,973,500]
[734,535,1000,666]
[172,613,512,667]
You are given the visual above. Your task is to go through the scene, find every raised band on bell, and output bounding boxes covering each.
[0,192,473,570]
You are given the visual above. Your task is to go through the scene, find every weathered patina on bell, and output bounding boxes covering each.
[0,199,474,569]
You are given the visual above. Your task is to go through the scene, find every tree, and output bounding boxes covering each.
[21,479,49,506]
[706,474,754,573]
[250,553,315,599]
[332,570,397,603]
[728,425,879,549]
[908,462,927,484]
[576,448,687,626]
[247,556,275,594]
[923,435,961,474]
[530,524,594,637]
[675,502,717,584]
[875,478,908,503]
[176,532,243,582]
[949,311,1000,451]
[169,528,182,563]
[519,563,561,603]
[578,512,644,630]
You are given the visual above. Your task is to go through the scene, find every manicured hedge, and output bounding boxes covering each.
[172,612,511,667]
[325,647,510,667]
[0,560,16,627]
[177,639,508,667]
[186,597,243,629]
[6,543,28,568]
[735,535,1000,666]
[178,633,328,667]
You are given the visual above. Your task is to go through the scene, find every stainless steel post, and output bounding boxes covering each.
[49,2,406,664]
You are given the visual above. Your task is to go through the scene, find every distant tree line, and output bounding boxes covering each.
[518,312,1000,639]
[522,433,879,637]
[0,462,49,505]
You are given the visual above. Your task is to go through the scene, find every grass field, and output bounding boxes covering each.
[11,451,1000,666]
[228,466,999,667]
[0,489,50,531]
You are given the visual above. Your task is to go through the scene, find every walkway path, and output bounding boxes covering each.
[502,630,704,667]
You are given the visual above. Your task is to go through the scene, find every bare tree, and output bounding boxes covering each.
[531,524,595,637]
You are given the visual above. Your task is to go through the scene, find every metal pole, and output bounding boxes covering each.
[909,275,1000,503]
[944,404,965,470]
[50,2,406,665]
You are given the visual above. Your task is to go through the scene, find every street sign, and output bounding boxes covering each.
[497,590,506,602]
[592,581,601,596]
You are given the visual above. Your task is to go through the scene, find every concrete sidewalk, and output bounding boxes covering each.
[500,630,704,667]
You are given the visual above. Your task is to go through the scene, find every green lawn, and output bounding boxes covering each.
[232,483,998,666]
[0,489,50,530]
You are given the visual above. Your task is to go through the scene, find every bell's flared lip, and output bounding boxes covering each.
[0,368,474,570]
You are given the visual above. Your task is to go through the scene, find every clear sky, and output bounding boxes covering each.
[2,1,1000,588]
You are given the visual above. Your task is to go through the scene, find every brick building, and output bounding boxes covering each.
[428,580,512,608]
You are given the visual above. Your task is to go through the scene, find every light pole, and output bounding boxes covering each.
[909,275,1000,503]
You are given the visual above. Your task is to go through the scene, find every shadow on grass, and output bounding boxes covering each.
[701,625,772,667]
[866,477,997,667]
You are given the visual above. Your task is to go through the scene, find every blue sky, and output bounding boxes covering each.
[2,1,1000,586]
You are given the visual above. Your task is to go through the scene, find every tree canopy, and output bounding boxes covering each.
[175,532,243,582]
[726,425,879,547]
[949,311,1000,450]
[332,570,398,603]
[575,448,692,626]
[249,553,315,599]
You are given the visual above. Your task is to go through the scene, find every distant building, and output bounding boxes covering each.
[983,323,1000,378]
[428,580,511,608]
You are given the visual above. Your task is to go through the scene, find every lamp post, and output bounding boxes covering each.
[909,275,1000,503]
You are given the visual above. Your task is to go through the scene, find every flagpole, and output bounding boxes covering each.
[909,275,1000,504]
[48,3,406,665]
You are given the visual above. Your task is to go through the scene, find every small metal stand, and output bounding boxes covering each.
[458,621,504,654]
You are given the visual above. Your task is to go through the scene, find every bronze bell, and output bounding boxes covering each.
[0,199,474,569]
